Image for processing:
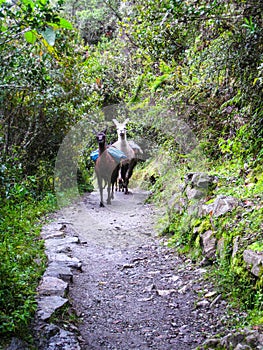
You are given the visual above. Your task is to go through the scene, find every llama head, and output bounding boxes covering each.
[96,128,107,144]
[112,118,129,140]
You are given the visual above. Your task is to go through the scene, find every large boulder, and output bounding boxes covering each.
[243,249,263,277]
[184,172,217,200]
[200,230,217,260]
[184,172,217,190]
[202,195,239,217]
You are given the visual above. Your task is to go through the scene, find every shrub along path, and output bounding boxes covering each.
[46,188,246,350]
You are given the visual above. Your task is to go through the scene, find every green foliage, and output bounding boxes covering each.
[248,241,263,253]
[0,0,83,179]
[62,0,119,45]
[122,0,227,63]
[0,0,263,341]
[116,0,263,158]
[218,125,254,163]
[0,193,56,340]
[211,259,261,322]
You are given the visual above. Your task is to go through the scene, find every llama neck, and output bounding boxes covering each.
[118,136,129,149]
[98,142,107,156]
[116,138,134,159]
[118,134,126,142]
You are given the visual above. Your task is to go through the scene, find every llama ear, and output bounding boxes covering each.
[103,127,107,134]
[112,119,119,126]
[124,118,130,124]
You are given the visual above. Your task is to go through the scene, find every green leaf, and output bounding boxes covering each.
[24,30,37,44]
[21,0,35,7]
[40,26,56,46]
[58,17,73,30]
[0,24,7,32]
[150,74,171,92]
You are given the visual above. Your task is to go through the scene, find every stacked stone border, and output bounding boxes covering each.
[33,221,82,350]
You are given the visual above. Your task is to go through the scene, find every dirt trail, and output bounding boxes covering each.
[57,188,233,350]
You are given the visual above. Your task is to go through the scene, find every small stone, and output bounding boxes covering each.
[210,294,222,308]
[179,325,189,335]
[205,291,217,298]
[234,344,252,350]
[178,285,189,294]
[157,289,176,297]
[232,236,240,259]
[196,299,210,308]
[39,326,81,350]
[220,332,246,348]
[246,331,263,348]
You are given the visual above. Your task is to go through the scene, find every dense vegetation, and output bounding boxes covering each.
[0,0,262,346]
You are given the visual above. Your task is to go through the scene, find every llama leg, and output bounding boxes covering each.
[121,179,124,192]
[111,182,114,199]
[121,163,129,194]
[124,167,129,194]
[125,159,137,195]
[117,168,122,191]
[124,178,129,194]
[98,176,104,207]
[113,166,120,194]
[106,181,111,204]
[119,178,123,192]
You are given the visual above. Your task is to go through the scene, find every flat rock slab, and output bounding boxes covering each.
[47,253,82,269]
[42,327,81,350]
[45,236,79,254]
[41,223,67,239]
[45,236,79,249]
[37,276,68,297]
[36,296,68,321]
[43,231,66,239]
[44,262,73,282]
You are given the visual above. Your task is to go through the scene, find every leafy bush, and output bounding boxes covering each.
[0,193,56,341]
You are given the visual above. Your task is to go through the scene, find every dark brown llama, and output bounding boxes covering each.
[94,128,120,207]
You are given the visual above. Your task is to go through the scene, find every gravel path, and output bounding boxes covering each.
[56,188,236,350]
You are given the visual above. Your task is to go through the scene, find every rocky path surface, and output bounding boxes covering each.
[45,188,236,350]
[30,187,263,350]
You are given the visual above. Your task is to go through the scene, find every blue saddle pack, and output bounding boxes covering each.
[90,146,127,163]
